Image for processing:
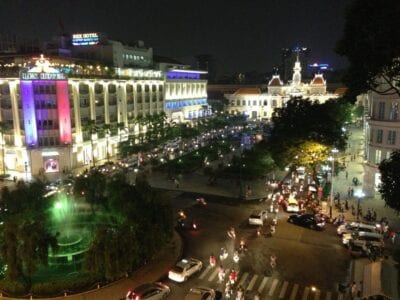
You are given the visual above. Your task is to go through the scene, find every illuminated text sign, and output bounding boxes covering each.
[21,72,66,80]
[72,33,99,46]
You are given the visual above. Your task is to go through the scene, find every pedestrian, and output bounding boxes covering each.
[350,281,357,299]
[357,281,363,298]
[351,204,355,216]
[372,209,377,221]
[347,187,351,199]
[345,171,348,180]
[390,231,396,244]
[345,199,349,211]
[174,179,180,188]
[351,188,354,197]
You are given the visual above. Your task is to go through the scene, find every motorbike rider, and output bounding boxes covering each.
[270,253,277,269]
[270,224,276,235]
[228,227,236,239]
[239,238,247,251]
[233,250,240,263]
[209,254,216,267]
[225,282,233,298]
[220,247,228,260]
[218,265,225,282]
[230,269,237,284]
[236,286,244,300]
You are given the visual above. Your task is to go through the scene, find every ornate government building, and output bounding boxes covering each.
[225,57,339,120]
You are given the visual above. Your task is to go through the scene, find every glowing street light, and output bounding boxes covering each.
[354,190,365,221]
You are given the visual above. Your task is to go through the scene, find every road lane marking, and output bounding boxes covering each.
[302,287,310,300]
[199,266,211,279]
[258,277,269,294]
[208,268,219,281]
[268,278,279,296]
[247,275,258,291]
[325,291,331,300]
[279,281,289,299]
[290,284,299,300]
[238,272,249,287]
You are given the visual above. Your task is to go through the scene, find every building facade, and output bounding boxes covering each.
[363,84,400,196]
[0,52,208,179]
[224,57,338,120]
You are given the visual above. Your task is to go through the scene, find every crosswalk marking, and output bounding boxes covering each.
[208,268,219,281]
[247,274,258,291]
[302,287,310,300]
[199,266,211,279]
[325,291,332,300]
[279,281,289,299]
[337,293,343,300]
[258,277,269,294]
[314,289,320,300]
[290,283,299,300]
[238,272,249,287]
[268,278,279,296]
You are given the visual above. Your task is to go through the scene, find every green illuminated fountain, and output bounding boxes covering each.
[48,193,92,265]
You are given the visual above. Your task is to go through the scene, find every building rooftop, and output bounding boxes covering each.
[233,88,262,95]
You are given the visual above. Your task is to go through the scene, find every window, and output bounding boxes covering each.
[272,100,277,107]
[375,150,382,164]
[387,130,396,145]
[263,100,268,106]
[389,102,399,120]
[236,100,240,106]
[378,102,385,119]
[376,129,383,143]
[242,100,246,106]
[253,100,256,106]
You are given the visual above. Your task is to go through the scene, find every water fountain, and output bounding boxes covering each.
[48,193,93,265]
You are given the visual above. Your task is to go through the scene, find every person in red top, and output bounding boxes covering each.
[230,269,237,284]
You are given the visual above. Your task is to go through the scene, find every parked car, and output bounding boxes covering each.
[342,231,384,249]
[287,214,325,230]
[185,287,216,300]
[337,222,378,236]
[126,282,170,300]
[168,258,203,282]
[248,210,268,226]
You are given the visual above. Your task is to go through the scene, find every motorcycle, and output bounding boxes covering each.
[238,240,248,253]
[220,248,228,261]
[195,197,207,206]
[227,227,236,239]
[236,287,244,300]
[218,266,225,282]
[229,270,238,285]
[225,282,233,299]
[233,251,240,263]
[209,255,216,267]
[256,226,262,237]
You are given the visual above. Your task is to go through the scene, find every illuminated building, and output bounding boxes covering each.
[225,56,338,120]
[363,81,400,196]
[0,51,208,179]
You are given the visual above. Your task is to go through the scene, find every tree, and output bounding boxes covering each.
[336,0,400,99]
[379,150,400,213]
[0,121,8,175]
[83,120,99,167]
[0,182,58,286]
[269,98,349,167]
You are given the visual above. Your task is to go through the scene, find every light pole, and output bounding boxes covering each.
[354,190,365,221]
[328,148,339,218]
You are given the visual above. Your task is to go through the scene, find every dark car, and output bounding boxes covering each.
[287,214,325,230]
[126,282,170,300]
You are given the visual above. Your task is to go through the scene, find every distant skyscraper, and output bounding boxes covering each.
[281,46,310,82]
[195,54,216,83]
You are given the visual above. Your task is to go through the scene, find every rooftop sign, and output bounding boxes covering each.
[72,33,99,46]
[20,54,67,80]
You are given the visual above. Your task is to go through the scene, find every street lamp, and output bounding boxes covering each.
[354,190,365,221]
[328,148,339,218]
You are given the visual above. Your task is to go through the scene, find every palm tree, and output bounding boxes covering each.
[103,124,111,162]
[83,120,99,167]
[0,121,7,175]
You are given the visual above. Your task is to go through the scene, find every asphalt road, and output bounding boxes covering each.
[164,192,352,300]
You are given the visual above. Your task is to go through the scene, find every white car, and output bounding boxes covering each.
[248,210,268,225]
[337,222,378,236]
[342,231,383,247]
[168,258,203,282]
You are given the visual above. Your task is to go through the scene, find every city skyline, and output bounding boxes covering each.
[0,0,351,75]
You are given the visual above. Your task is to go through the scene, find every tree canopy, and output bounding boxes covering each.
[269,98,350,168]
[336,0,400,99]
[379,150,400,213]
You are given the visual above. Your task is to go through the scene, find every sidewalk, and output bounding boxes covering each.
[0,232,182,300]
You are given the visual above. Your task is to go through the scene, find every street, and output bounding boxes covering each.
[166,192,351,299]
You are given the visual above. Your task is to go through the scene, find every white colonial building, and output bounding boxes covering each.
[363,81,400,196]
[225,57,339,120]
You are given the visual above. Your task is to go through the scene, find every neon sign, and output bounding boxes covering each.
[72,33,99,46]
[21,72,66,80]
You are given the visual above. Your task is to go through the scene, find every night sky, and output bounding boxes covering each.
[0,0,351,74]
